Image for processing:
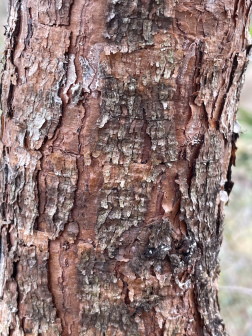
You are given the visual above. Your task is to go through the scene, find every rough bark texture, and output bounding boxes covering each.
[0,0,251,335]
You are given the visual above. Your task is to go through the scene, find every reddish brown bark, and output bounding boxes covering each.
[0,0,251,335]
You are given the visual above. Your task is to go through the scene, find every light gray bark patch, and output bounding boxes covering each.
[38,0,74,26]
[78,218,198,334]
[0,230,6,298]
[79,57,95,93]
[0,144,41,235]
[16,245,61,335]
[105,0,172,51]
[63,53,77,103]
[95,76,178,164]
[0,226,21,336]
[93,74,179,262]
[16,151,42,234]
[79,43,104,94]
[179,130,227,334]
[96,186,149,254]
[77,246,140,334]
[0,0,20,118]
[38,151,78,238]
[2,25,71,150]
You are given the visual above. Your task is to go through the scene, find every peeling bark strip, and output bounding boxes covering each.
[0,0,251,335]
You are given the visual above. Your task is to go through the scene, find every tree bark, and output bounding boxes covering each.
[0,0,251,335]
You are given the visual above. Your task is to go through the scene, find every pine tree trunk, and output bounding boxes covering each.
[0,0,251,335]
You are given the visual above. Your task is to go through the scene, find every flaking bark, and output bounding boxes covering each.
[0,0,251,335]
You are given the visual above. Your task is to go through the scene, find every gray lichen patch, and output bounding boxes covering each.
[95,76,178,163]
[37,151,78,238]
[178,129,228,332]
[105,0,172,51]
[0,28,70,152]
[16,245,61,335]
[76,217,199,334]
[38,0,74,26]
[80,56,95,93]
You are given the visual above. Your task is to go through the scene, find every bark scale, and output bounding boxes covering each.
[0,0,251,335]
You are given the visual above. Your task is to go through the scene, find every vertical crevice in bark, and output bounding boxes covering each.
[224,132,238,197]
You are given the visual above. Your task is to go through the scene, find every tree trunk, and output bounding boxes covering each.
[0,0,251,335]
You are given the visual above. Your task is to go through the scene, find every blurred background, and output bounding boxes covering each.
[219,60,252,335]
[0,2,6,50]
[0,3,251,335]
